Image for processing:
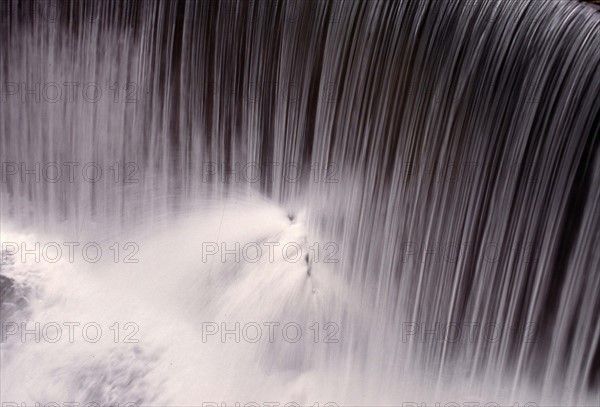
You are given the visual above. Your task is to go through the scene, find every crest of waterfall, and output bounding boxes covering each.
[1,0,599,405]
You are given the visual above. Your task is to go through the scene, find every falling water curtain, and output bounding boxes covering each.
[1,0,599,404]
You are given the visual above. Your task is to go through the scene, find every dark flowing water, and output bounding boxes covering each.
[1,0,599,405]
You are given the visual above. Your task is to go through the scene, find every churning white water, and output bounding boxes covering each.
[1,0,599,406]
[0,197,353,405]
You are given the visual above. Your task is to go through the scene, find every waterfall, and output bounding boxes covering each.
[1,0,599,405]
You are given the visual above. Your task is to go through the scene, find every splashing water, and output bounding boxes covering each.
[1,0,599,406]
